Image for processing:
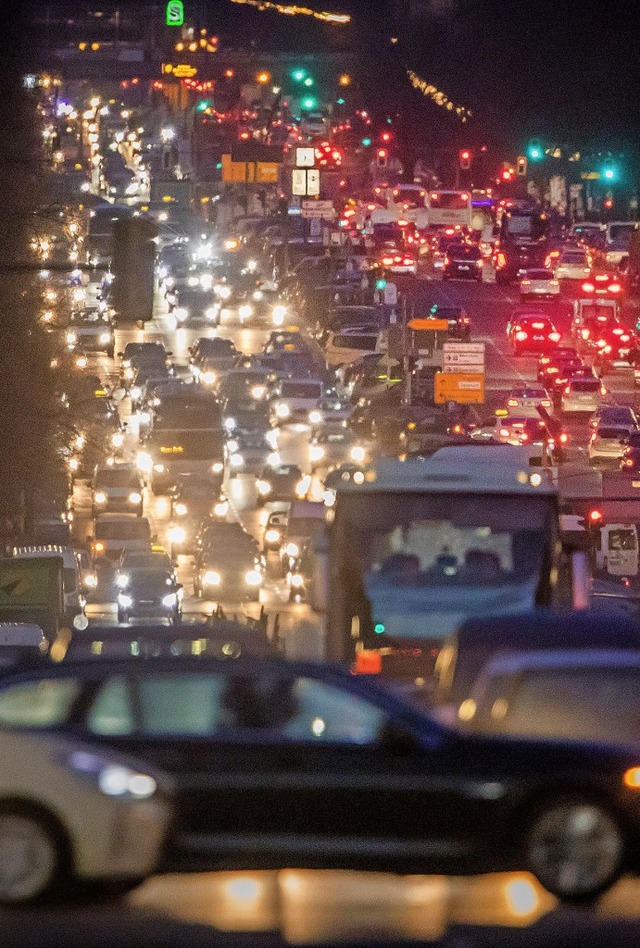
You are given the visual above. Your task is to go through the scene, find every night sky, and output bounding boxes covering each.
[204,0,640,152]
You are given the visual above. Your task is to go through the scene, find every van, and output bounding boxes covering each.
[595,524,639,577]
[91,514,152,560]
[324,329,387,367]
[11,545,85,626]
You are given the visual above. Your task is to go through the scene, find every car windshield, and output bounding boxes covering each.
[280,382,322,398]
[333,492,554,640]
[95,469,139,488]
[570,380,600,392]
[95,519,150,540]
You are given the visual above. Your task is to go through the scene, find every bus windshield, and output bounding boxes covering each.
[148,430,224,460]
[333,492,555,641]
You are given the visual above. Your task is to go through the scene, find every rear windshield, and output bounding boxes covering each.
[560,253,586,263]
[333,334,379,351]
[526,270,553,279]
[449,246,481,260]
[96,520,151,540]
[597,428,627,440]
[570,380,599,392]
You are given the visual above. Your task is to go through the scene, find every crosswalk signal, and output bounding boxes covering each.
[516,155,527,176]
[459,149,471,170]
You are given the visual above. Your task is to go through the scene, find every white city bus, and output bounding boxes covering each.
[427,190,473,229]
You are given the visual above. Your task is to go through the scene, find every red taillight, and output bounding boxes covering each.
[382,256,394,265]
[515,330,528,341]
[541,399,551,407]
[403,258,413,266]
[609,283,622,294]
[547,366,559,374]
[549,331,561,342]
[621,334,630,343]
[520,432,529,442]
[564,386,571,395]
[612,327,624,335]
[354,650,382,674]
[582,282,595,293]
[559,432,569,443]
[581,328,590,339]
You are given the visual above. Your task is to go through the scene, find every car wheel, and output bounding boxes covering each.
[0,808,64,905]
[524,795,625,902]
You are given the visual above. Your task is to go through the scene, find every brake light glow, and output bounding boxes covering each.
[582,282,595,292]
[515,330,528,341]
[595,273,608,281]
[559,432,569,443]
[499,428,510,438]
[549,331,561,342]
[508,398,518,406]
[609,283,622,293]
[354,650,383,674]
[532,322,545,329]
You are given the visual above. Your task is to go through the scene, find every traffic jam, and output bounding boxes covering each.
[4,2,640,943]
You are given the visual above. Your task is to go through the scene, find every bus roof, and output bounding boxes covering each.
[337,447,557,495]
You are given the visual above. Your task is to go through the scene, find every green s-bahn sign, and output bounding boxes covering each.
[166,0,185,26]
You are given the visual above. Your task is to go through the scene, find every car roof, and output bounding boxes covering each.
[480,648,640,678]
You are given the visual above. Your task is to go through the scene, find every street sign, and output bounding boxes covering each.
[442,341,485,372]
[162,63,198,78]
[581,171,601,180]
[307,168,320,196]
[296,147,315,167]
[383,282,397,306]
[292,169,307,196]
[408,318,449,331]
[166,0,185,26]
[301,200,334,220]
[434,372,485,405]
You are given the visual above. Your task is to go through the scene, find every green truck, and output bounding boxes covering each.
[0,556,67,643]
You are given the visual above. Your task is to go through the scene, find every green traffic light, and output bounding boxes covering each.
[291,68,306,82]
[196,100,210,112]
[301,97,317,110]
[374,623,386,634]
[528,145,542,160]
[604,167,615,180]
[336,97,345,105]
[303,77,314,87]
[375,279,387,290]
[361,137,372,147]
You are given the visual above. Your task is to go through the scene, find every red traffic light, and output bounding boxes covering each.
[501,169,513,181]
[459,149,472,170]
[588,509,603,524]
[381,131,392,142]
[377,148,388,159]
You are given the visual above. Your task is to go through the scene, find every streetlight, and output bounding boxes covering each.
[160,127,175,142]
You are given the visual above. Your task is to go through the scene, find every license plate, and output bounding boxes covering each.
[458,265,469,271]
[533,335,544,341]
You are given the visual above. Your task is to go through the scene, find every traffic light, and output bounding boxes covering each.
[361,137,372,147]
[196,99,211,112]
[528,142,543,160]
[301,97,317,110]
[376,148,388,167]
[516,155,527,176]
[603,166,616,181]
[459,149,471,170]
[380,131,392,143]
[291,68,307,82]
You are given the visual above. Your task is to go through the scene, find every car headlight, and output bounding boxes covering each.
[130,386,142,402]
[162,592,178,608]
[205,307,218,320]
[267,451,281,468]
[265,528,281,544]
[253,290,264,301]
[245,569,263,586]
[136,451,153,473]
[174,306,188,322]
[251,385,266,400]
[290,573,305,588]
[124,366,134,381]
[174,502,188,517]
[117,593,133,608]
[230,453,244,467]
[111,431,125,449]
[217,285,231,300]
[203,569,221,587]
[272,304,287,325]
[239,304,253,320]
[168,525,186,544]
[256,479,272,496]
[153,463,165,474]
[212,462,224,474]
[214,499,229,517]
[99,332,112,344]
[128,491,142,505]
[188,276,199,287]
[66,331,78,346]
[310,445,325,462]
[276,403,290,419]
[285,542,300,558]
[201,371,216,385]
[309,409,323,425]
[224,417,236,431]
[227,439,239,453]
[83,572,98,589]
[68,751,157,800]
[115,573,129,589]
[94,491,108,505]
[350,445,366,463]
[139,411,151,425]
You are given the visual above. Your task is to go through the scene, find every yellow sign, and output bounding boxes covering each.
[581,171,601,180]
[222,154,280,184]
[256,162,279,183]
[408,318,449,331]
[434,372,485,405]
[160,445,184,454]
[162,63,198,78]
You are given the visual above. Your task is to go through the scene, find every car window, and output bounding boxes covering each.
[87,676,134,734]
[138,674,227,734]
[0,678,80,727]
